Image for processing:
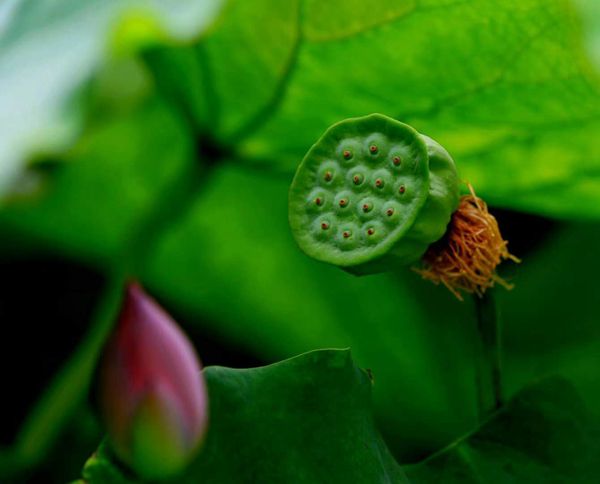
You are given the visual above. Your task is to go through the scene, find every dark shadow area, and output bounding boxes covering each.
[491,207,558,258]
[0,256,104,445]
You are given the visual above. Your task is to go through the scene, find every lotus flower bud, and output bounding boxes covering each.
[99,282,208,479]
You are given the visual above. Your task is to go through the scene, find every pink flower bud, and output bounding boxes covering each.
[99,282,208,479]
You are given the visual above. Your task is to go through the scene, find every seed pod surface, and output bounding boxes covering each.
[289,114,459,274]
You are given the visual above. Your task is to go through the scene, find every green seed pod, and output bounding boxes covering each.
[289,113,460,275]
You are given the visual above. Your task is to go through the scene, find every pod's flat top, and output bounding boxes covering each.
[289,114,430,267]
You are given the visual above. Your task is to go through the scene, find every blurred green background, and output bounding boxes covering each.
[0,0,599,482]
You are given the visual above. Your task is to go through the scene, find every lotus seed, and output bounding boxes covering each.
[353,174,363,185]
[343,150,352,159]
[324,171,333,182]
[386,208,394,216]
[393,156,401,166]
[362,202,372,213]
[367,228,375,236]
[343,230,351,238]
[339,198,348,207]
[315,197,323,205]
[321,222,329,230]
[369,145,378,154]
[375,178,384,188]
[398,185,406,195]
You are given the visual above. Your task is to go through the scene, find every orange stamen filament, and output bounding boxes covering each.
[414,185,520,301]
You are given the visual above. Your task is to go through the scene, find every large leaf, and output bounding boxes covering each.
[174,0,600,219]
[0,0,222,198]
[406,378,598,483]
[80,349,408,483]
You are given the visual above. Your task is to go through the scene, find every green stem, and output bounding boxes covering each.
[473,290,503,421]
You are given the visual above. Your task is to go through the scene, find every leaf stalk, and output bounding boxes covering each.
[473,290,503,420]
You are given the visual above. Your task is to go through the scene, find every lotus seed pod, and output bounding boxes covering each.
[289,113,460,274]
[99,282,208,479]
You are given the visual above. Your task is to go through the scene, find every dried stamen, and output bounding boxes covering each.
[414,185,520,301]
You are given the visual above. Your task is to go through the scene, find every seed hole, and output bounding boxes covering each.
[343,150,352,160]
[343,231,351,238]
[375,178,384,188]
[339,198,348,207]
[315,197,323,206]
[369,145,378,154]
[324,171,333,182]
[393,156,401,166]
[362,203,372,213]
[367,228,375,236]
[398,185,406,195]
[386,208,394,216]
[353,174,363,185]
[321,222,329,230]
